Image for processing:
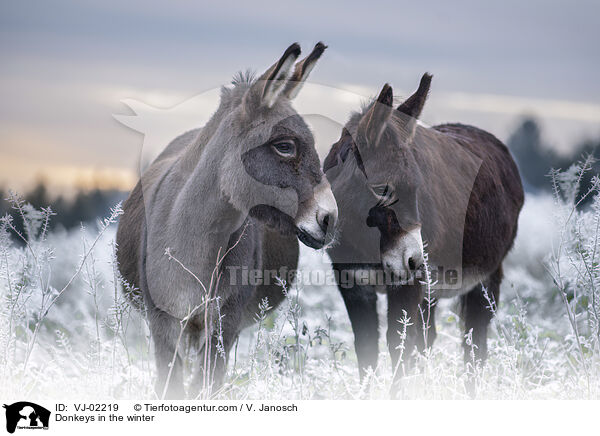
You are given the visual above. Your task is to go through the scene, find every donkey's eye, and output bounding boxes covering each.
[370,184,396,205]
[272,140,297,158]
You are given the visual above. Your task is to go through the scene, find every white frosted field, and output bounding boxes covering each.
[2,166,599,399]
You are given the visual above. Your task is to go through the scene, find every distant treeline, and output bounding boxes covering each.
[1,116,598,239]
[0,183,127,237]
[507,117,600,206]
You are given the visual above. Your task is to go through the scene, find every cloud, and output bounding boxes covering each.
[1,0,599,190]
[437,92,600,123]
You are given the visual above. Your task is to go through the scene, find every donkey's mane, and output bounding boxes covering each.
[231,69,256,86]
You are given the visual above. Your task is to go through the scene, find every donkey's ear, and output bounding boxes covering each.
[397,73,432,119]
[247,43,301,109]
[283,42,327,99]
[359,83,394,147]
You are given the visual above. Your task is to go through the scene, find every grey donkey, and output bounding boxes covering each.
[116,42,337,399]
[324,75,523,394]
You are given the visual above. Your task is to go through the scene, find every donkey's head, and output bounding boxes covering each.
[326,74,432,278]
[213,43,337,249]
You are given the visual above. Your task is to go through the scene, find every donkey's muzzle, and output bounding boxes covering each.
[295,178,338,249]
[297,228,327,249]
[380,226,424,280]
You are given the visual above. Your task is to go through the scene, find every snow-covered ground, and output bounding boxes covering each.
[2,168,600,399]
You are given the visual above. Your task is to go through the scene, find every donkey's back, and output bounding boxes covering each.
[432,122,524,276]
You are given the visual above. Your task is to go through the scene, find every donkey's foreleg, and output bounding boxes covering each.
[190,292,247,398]
[190,332,231,399]
[334,266,379,381]
[387,283,423,395]
[147,307,185,399]
[460,267,501,364]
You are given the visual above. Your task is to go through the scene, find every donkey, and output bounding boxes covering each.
[324,74,524,389]
[116,42,337,398]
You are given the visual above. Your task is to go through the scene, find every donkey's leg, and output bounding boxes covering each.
[461,267,501,364]
[190,294,245,398]
[334,264,379,380]
[210,294,247,395]
[190,222,261,397]
[192,236,258,399]
[387,283,423,393]
[147,306,185,399]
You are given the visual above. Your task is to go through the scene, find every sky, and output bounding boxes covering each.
[1,0,599,193]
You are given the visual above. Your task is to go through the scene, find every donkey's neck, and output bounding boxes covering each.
[168,143,247,282]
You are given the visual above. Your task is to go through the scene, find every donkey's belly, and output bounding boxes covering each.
[372,272,487,298]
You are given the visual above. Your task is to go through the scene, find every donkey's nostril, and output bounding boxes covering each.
[318,213,330,233]
[408,255,424,271]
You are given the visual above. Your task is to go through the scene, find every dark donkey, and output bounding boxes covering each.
[117,43,337,398]
[324,74,523,389]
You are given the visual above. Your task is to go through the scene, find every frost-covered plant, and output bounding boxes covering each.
[0,192,152,400]
[3,158,600,400]
[546,155,600,396]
